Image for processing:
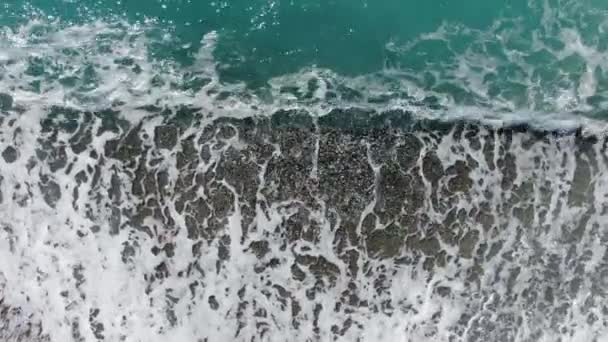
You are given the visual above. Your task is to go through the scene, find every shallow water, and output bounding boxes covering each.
[1,1,608,341]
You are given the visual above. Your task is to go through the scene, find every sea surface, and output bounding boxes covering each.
[1,1,608,341]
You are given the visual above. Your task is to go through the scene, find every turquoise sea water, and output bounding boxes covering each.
[3,0,608,121]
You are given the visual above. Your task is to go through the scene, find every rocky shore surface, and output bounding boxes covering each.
[0,107,606,341]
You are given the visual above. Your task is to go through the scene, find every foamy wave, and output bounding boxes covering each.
[2,14,608,134]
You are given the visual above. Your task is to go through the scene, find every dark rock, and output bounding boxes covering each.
[0,93,13,111]
[422,151,444,185]
[319,108,376,133]
[396,134,422,171]
[375,162,408,219]
[459,230,480,259]
[48,145,68,172]
[249,240,270,259]
[208,296,219,310]
[446,160,473,193]
[2,146,18,163]
[40,178,62,208]
[108,123,144,161]
[176,135,198,168]
[366,223,405,259]
[499,152,517,190]
[154,125,178,149]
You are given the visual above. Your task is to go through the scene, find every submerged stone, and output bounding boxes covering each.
[2,146,18,163]
[366,223,406,259]
[0,93,13,111]
[154,125,178,149]
[40,177,61,208]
